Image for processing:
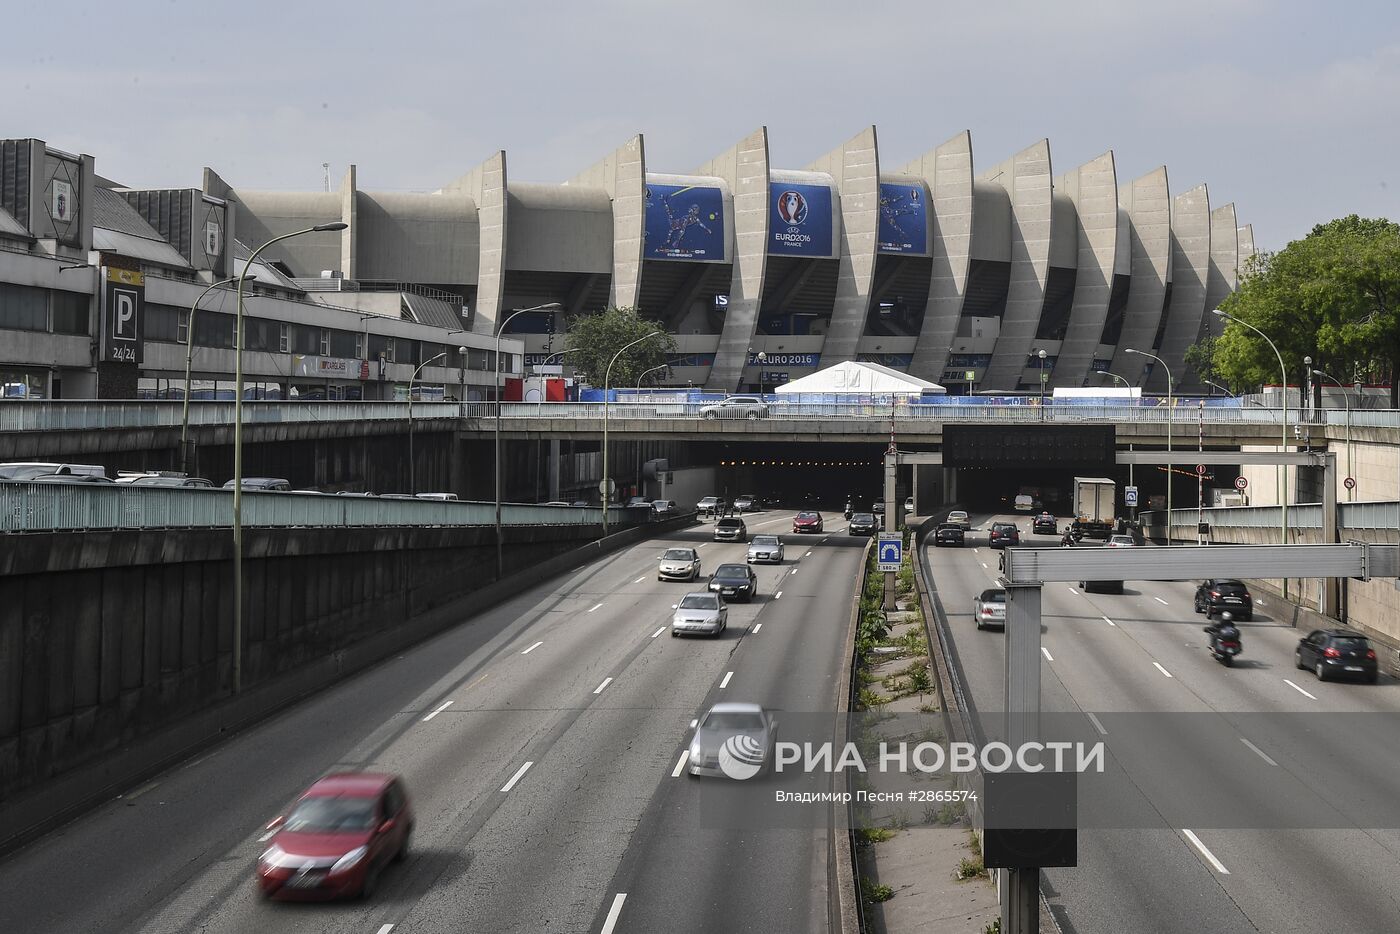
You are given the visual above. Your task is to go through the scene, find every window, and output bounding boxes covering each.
[354,332,365,359]
[0,283,47,331]
[145,304,181,343]
[278,323,289,353]
[51,291,90,335]
[177,308,189,345]
[319,328,330,356]
[328,329,357,358]
[195,310,234,348]
[292,325,320,355]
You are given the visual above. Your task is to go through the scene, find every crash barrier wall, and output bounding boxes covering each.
[836,537,874,934]
[0,514,695,851]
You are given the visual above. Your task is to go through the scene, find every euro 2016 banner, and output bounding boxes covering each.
[877,182,929,254]
[768,183,834,257]
[644,184,725,261]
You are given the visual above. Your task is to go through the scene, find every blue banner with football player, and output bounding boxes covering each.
[768,182,834,257]
[644,183,725,261]
[877,182,929,254]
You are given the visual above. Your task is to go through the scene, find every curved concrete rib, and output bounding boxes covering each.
[569,135,646,310]
[1108,167,1171,381]
[699,128,770,391]
[1051,150,1118,388]
[1149,183,1210,392]
[901,130,973,383]
[1195,202,1239,357]
[1237,223,1256,262]
[445,151,507,334]
[980,139,1052,389]
[806,126,879,366]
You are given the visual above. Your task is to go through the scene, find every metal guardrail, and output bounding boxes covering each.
[1140,501,1400,532]
[0,483,624,534]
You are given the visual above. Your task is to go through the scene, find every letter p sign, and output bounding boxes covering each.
[113,290,137,340]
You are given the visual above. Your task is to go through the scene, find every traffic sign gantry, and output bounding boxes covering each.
[876,533,903,572]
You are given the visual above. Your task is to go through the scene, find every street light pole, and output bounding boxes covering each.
[408,351,447,492]
[233,221,346,694]
[636,362,669,391]
[756,350,768,396]
[1204,380,1235,398]
[1313,368,1355,500]
[181,275,253,474]
[1037,349,1047,420]
[1126,349,1172,545]
[602,331,664,539]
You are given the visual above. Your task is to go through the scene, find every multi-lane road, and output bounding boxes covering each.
[927,512,1400,934]
[0,510,867,934]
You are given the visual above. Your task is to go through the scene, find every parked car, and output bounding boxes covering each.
[416,492,459,501]
[1194,579,1253,620]
[714,517,748,542]
[652,499,678,516]
[26,473,114,484]
[116,472,214,487]
[975,588,1007,630]
[626,496,652,509]
[696,495,724,518]
[687,702,778,778]
[379,494,416,500]
[658,547,702,581]
[223,477,291,491]
[256,772,413,900]
[671,592,728,638]
[871,501,885,516]
[847,513,878,536]
[947,510,971,530]
[746,535,785,564]
[709,563,758,602]
[539,500,571,506]
[904,496,915,514]
[793,511,824,534]
[733,494,758,513]
[1106,534,1136,548]
[699,396,769,420]
[933,523,965,547]
[1296,629,1378,683]
[0,462,107,480]
[988,522,1020,549]
[1032,512,1058,535]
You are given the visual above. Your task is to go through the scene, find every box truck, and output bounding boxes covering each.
[1071,477,1116,540]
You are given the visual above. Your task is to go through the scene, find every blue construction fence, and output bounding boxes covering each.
[583,388,1245,407]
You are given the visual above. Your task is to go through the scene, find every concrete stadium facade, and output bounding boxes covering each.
[0,129,1253,399]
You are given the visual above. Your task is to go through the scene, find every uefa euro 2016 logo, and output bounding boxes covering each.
[777,190,808,227]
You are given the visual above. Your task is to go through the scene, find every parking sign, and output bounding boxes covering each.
[1124,486,1139,507]
[877,534,903,572]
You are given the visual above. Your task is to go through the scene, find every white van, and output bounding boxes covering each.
[1014,494,1035,512]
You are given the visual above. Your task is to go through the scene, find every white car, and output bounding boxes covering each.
[947,510,971,530]
[671,592,728,637]
[746,534,785,564]
[1106,535,1136,548]
[699,396,769,420]
[659,547,702,581]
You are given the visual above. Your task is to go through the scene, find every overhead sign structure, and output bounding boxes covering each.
[1124,486,1139,507]
[100,267,145,365]
[768,182,834,257]
[876,182,929,254]
[643,182,725,262]
[877,533,903,572]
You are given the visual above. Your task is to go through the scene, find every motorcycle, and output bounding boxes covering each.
[1204,611,1242,666]
[843,502,854,520]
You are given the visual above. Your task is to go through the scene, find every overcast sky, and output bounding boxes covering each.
[10,0,1398,251]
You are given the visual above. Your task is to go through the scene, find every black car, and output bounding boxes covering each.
[1080,578,1124,595]
[1032,513,1057,535]
[871,501,885,515]
[933,524,965,547]
[988,522,1020,549]
[848,513,878,536]
[1194,579,1253,620]
[709,563,758,602]
[1296,629,1378,683]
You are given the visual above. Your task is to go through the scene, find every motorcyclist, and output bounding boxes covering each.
[844,497,854,520]
[1060,527,1075,547]
[1205,611,1241,648]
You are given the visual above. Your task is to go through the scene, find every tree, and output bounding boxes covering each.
[562,306,676,390]
[1208,215,1400,406]
[1184,336,1221,390]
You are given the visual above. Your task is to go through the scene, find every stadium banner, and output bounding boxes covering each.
[877,182,929,254]
[768,182,834,257]
[644,183,725,261]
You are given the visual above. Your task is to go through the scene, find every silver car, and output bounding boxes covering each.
[699,396,769,420]
[671,592,728,638]
[688,702,778,778]
[658,547,702,581]
[974,587,1007,630]
[746,534,785,564]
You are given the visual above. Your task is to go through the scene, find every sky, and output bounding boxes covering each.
[9,0,1399,252]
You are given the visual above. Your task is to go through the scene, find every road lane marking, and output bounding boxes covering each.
[1068,586,1079,595]
[589,603,603,612]
[1153,662,1173,678]
[790,569,798,575]
[1102,615,1116,627]
[652,627,665,638]
[1284,679,1317,700]
[805,550,813,557]
[671,750,690,777]
[1182,829,1230,874]
[593,677,613,694]
[634,577,645,583]
[719,671,734,689]
[601,893,627,934]
[1240,737,1278,766]
[1154,597,1169,606]
[1041,647,1054,662]
[973,548,979,554]
[753,623,763,633]
[775,591,783,600]
[521,641,543,655]
[422,700,453,721]
[376,925,395,934]
[124,779,161,802]
[690,719,698,727]
[981,562,988,569]
[257,828,278,842]
[500,761,534,793]
[1086,713,1108,735]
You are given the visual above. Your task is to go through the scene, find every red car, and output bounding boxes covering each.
[793,510,824,533]
[256,772,413,900]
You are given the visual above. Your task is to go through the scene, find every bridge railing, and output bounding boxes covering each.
[1140,500,1400,533]
[0,483,625,534]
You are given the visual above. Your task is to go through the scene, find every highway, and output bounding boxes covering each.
[926,512,1400,934]
[0,509,867,934]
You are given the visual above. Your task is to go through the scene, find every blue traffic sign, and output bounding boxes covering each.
[877,534,903,571]
[1124,485,1139,507]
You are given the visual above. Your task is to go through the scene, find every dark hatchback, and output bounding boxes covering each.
[848,513,878,536]
[1296,629,1378,683]
[709,563,758,601]
[988,522,1020,549]
[933,523,965,547]
[1032,512,1057,535]
[1194,579,1253,620]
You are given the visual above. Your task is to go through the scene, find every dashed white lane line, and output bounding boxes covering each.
[719,671,734,689]
[422,700,453,722]
[671,750,690,778]
[805,550,813,557]
[521,641,543,655]
[1102,615,1116,627]
[593,677,613,694]
[981,562,988,569]
[1153,662,1173,678]
[376,924,396,934]
[600,893,627,934]
[690,719,698,728]
[1086,712,1108,735]
[634,577,645,583]
[1154,596,1170,606]
[257,828,278,842]
[973,548,979,554]
[790,569,798,575]
[775,591,783,600]
[1284,679,1317,700]
[1068,586,1080,596]
[753,623,763,633]
[1041,647,1054,662]
[124,779,161,802]
[500,761,534,793]
[589,603,604,612]
[651,627,666,638]
[1240,737,1278,766]
[1182,829,1230,874]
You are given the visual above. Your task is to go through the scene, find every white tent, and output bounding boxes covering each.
[772,360,945,395]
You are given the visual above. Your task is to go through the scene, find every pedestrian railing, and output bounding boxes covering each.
[1139,501,1399,533]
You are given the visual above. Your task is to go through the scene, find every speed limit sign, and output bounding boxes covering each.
[1344,477,1357,491]
[1234,476,1248,491]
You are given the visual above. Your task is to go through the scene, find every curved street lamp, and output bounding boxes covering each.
[1126,348,1173,545]
[1313,368,1355,500]
[409,351,448,492]
[602,331,665,538]
[180,274,254,473]
[636,362,670,390]
[233,221,347,694]
[755,350,768,395]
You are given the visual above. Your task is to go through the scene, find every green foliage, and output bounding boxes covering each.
[856,826,895,845]
[906,664,933,695]
[985,920,1002,934]
[861,878,895,903]
[857,687,888,711]
[956,855,987,880]
[562,306,677,389]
